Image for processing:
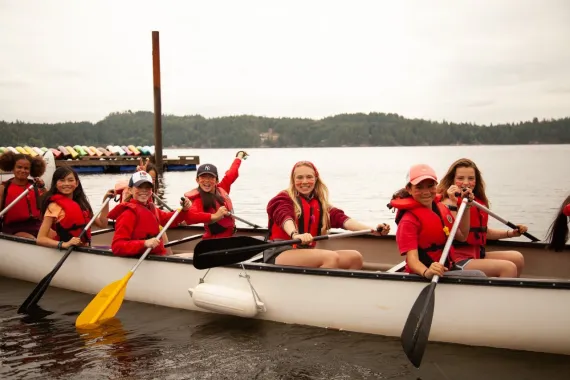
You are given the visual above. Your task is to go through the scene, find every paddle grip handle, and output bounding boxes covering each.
[471,200,540,242]
[504,221,540,242]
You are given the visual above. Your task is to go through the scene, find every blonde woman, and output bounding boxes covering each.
[263,161,389,269]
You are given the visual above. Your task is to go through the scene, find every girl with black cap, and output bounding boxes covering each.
[184,150,248,239]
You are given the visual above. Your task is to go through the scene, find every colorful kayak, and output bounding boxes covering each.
[73,145,88,157]
[128,145,141,156]
[50,148,63,159]
[121,146,133,156]
[65,146,79,159]
[58,146,70,158]
[97,147,112,157]
[88,146,102,157]
[115,146,126,156]
[23,146,38,157]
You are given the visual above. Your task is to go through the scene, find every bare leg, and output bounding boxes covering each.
[275,248,340,268]
[464,258,518,278]
[14,232,35,239]
[336,250,364,270]
[485,250,524,277]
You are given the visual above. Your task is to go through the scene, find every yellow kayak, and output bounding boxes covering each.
[66,146,79,159]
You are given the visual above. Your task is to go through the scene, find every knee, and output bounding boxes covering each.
[501,261,518,278]
[511,251,524,266]
[321,251,341,268]
[507,250,525,273]
[346,250,364,269]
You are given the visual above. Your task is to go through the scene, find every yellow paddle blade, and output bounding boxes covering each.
[75,272,133,329]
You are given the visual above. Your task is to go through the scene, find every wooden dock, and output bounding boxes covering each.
[55,155,200,174]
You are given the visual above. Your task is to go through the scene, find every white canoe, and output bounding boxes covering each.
[1,227,569,357]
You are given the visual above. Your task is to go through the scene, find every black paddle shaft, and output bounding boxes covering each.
[454,191,540,242]
[18,228,90,314]
[18,197,113,314]
[192,228,379,270]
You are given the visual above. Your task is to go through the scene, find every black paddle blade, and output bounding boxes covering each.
[194,236,266,255]
[193,236,266,270]
[401,282,436,368]
[17,272,55,314]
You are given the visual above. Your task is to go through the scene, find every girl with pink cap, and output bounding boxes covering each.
[388,163,474,279]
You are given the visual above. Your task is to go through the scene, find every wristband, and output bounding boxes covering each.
[290,231,298,239]
[423,268,428,278]
[58,241,63,250]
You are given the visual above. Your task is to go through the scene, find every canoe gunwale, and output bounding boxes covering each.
[2,233,570,290]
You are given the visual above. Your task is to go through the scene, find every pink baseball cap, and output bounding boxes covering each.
[406,164,438,185]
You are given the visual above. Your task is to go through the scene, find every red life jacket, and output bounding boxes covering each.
[50,194,92,244]
[185,187,235,236]
[455,196,488,246]
[269,196,323,248]
[389,196,455,271]
[0,179,41,225]
[108,200,166,255]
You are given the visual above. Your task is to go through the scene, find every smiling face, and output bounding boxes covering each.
[56,173,78,197]
[196,173,217,193]
[13,159,31,181]
[454,166,476,191]
[408,179,437,207]
[131,182,153,203]
[292,165,317,196]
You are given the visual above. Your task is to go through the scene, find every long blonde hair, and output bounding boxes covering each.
[437,158,490,207]
[286,161,331,233]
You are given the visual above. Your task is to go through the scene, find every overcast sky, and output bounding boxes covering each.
[1,0,569,125]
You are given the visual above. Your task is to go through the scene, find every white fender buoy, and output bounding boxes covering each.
[188,283,263,318]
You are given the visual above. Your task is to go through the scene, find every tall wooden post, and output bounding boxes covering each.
[152,31,163,173]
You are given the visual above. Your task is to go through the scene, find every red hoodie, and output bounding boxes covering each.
[266,190,350,239]
[186,158,241,239]
[108,199,195,256]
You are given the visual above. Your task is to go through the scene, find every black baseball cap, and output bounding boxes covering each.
[197,164,218,178]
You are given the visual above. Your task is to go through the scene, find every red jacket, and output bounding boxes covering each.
[108,199,189,256]
[186,158,241,239]
[266,190,350,245]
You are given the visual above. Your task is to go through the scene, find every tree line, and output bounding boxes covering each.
[1,111,569,148]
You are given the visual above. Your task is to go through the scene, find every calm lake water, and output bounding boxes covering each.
[2,145,570,379]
